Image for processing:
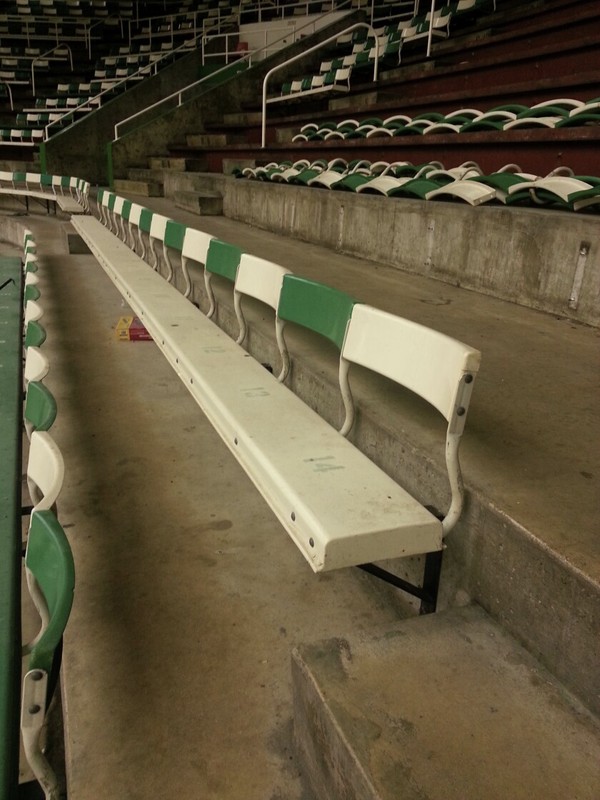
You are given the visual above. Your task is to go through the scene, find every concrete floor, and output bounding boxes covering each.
[6,200,599,798]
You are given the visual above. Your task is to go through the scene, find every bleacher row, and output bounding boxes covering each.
[0,0,219,144]
[89,184,478,586]
[274,0,496,99]
[235,158,600,211]
[0,170,89,213]
[290,98,600,139]
[20,227,76,799]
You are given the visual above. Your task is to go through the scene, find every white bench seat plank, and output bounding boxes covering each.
[71,216,442,572]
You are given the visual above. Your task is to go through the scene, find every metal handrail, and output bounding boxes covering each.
[261,21,379,147]
[114,50,252,141]
[43,34,200,142]
[113,0,355,142]
[31,43,73,97]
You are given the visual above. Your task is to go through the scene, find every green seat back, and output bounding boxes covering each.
[277,275,358,350]
[25,320,47,348]
[120,199,133,221]
[138,207,153,233]
[164,220,186,252]
[26,510,75,675]
[25,381,57,433]
[25,284,41,303]
[205,239,243,281]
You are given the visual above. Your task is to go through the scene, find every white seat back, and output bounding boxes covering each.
[24,299,43,326]
[340,305,481,534]
[24,346,49,384]
[27,431,65,512]
[148,213,169,270]
[233,254,291,345]
[180,227,213,299]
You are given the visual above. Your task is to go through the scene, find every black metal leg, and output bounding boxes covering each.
[358,548,444,615]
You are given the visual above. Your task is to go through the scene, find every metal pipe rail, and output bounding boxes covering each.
[31,43,73,98]
[43,34,200,143]
[261,21,379,148]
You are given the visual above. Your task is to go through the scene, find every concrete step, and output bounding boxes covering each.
[148,156,208,172]
[174,189,223,215]
[113,178,163,197]
[222,158,256,176]
[293,605,600,800]
[221,111,263,126]
[186,132,245,148]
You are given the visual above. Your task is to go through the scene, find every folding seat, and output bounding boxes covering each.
[425,179,496,205]
[24,380,57,440]
[180,226,214,299]
[344,118,383,138]
[21,510,74,800]
[233,253,291,346]
[507,174,600,209]
[26,430,65,514]
[556,98,600,128]
[24,347,49,387]
[470,168,540,204]
[503,105,570,130]
[305,161,352,189]
[270,160,312,183]
[282,159,328,186]
[331,161,391,192]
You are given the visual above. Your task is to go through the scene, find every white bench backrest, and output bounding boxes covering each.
[181,227,213,299]
[340,304,481,534]
[24,346,49,384]
[234,254,291,344]
[342,305,480,423]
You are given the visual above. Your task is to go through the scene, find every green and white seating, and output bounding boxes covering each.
[233,253,290,346]
[24,380,57,440]
[21,509,75,800]
[71,196,482,611]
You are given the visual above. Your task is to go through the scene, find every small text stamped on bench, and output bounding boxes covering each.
[303,456,345,473]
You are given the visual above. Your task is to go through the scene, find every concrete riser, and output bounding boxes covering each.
[292,607,600,800]
[174,190,223,215]
[155,172,600,327]
[222,179,600,328]
[113,178,163,197]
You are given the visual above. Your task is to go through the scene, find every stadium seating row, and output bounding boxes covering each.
[0,170,89,211]
[290,98,600,139]
[73,186,480,611]
[20,228,76,799]
[235,158,600,211]
[274,0,497,99]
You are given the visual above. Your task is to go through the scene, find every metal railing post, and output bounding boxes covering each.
[261,21,379,148]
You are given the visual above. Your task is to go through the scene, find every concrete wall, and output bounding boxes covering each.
[160,171,600,327]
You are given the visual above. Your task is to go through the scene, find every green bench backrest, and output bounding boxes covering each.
[277,274,358,349]
[26,509,75,675]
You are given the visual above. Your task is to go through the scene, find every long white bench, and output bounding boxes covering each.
[0,187,84,214]
[0,172,89,214]
[71,213,480,611]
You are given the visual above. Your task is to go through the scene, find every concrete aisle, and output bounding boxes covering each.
[34,220,407,799]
